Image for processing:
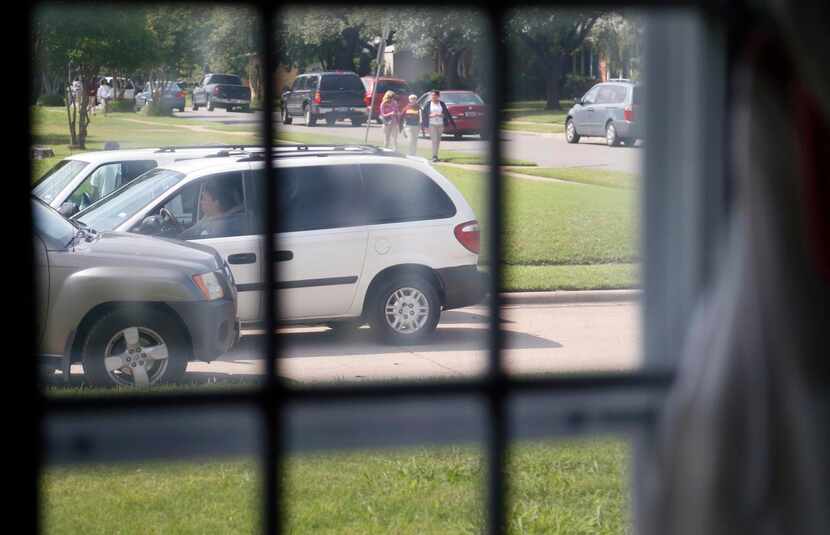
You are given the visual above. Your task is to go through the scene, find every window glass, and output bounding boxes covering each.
[32,159,89,204]
[32,199,76,250]
[307,76,319,90]
[596,85,627,104]
[377,81,410,94]
[67,163,123,210]
[207,74,242,85]
[278,165,364,232]
[583,86,599,104]
[174,172,248,240]
[441,93,484,105]
[361,164,457,224]
[320,74,364,91]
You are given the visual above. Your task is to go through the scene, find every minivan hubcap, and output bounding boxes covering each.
[567,122,575,140]
[103,327,169,387]
[607,124,616,144]
[385,288,430,334]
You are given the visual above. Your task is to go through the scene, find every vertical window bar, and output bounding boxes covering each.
[261,7,281,535]
[486,7,507,535]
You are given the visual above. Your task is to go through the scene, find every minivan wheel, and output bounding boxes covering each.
[305,107,317,127]
[207,96,215,111]
[368,276,440,345]
[82,307,189,388]
[282,106,292,125]
[606,122,620,146]
[565,118,580,143]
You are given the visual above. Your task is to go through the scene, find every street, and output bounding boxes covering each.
[179,298,641,383]
[173,108,642,173]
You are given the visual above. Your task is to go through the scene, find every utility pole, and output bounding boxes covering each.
[364,22,390,145]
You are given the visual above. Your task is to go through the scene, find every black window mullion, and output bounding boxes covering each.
[261,7,281,535]
[486,7,507,535]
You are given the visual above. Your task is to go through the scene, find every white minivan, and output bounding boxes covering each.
[33,146,262,217]
[73,146,486,343]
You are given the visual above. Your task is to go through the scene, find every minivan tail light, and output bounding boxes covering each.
[454,220,480,254]
[313,91,321,104]
[364,92,372,106]
[212,86,220,96]
[624,106,634,121]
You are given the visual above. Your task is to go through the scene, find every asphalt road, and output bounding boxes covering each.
[172,108,642,173]
[178,299,641,384]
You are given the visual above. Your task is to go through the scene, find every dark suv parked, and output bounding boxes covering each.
[565,80,643,147]
[281,71,368,127]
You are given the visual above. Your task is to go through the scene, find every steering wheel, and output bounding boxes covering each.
[158,207,184,234]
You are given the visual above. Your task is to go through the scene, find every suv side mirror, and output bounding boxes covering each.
[58,202,78,218]
[138,215,163,235]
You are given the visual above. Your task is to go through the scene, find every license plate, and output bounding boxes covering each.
[465,111,480,117]
[335,107,349,112]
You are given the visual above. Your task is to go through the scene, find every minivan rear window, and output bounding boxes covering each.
[320,75,365,91]
[361,164,456,223]
[209,74,242,85]
[377,81,410,94]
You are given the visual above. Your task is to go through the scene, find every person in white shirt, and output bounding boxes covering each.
[96,80,112,116]
[420,90,458,162]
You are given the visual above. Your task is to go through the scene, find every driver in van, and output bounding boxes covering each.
[178,181,245,239]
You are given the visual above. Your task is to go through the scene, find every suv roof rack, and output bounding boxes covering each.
[154,144,261,153]
[235,144,405,162]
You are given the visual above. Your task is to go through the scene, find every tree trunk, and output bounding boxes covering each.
[544,54,564,111]
[445,50,463,89]
[65,84,77,147]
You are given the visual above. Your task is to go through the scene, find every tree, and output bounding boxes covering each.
[204,8,261,99]
[280,8,385,74]
[507,9,605,110]
[593,12,644,80]
[391,9,484,89]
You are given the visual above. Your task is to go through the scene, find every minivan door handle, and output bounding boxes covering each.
[228,253,257,265]
[274,250,294,262]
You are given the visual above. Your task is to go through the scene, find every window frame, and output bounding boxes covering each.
[25,4,730,535]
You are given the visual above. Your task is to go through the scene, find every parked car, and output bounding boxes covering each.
[74,146,486,344]
[191,73,251,112]
[281,72,368,127]
[34,197,239,386]
[32,146,262,217]
[361,76,412,123]
[134,81,186,112]
[103,76,136,100]
[416,91,488,139]
[565,79,643,146]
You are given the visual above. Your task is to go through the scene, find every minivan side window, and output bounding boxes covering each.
[582,86,600,104]
[161,172,248,240]
[361,164,457,224]
[278,165,365,232]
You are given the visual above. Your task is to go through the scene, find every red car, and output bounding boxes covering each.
[417,91,488,139]
[361,76,412,122]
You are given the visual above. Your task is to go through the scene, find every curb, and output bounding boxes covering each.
[498,289,640,306]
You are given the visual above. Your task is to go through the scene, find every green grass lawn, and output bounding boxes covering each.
[435,165,639,267]
[42,439,630,535]
[501,122,565,134]
[32,106,261,180]
[503,167,640,190]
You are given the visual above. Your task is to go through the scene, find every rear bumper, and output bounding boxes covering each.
[214,97,250,106]
[436,265,488,310]
[168,299,239,362]
[614,120,643,140]
[312,105,367,119]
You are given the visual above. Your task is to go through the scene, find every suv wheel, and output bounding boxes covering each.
[207,96,215,111]
[305,107,316,127]
[606,121,620,146]
[368,276,440,345]
[192,99,199,111]
[325,116,336,126]
[282,106,292,125]
[565,118,580,143]
[82,307,188,388]
[350,118,364,127]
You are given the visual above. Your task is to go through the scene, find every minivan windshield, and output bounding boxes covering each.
[32,198,77,249]
[76,168,186,231]
[32,159,90,203]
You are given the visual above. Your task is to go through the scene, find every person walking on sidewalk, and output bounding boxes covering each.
[421,90,457,162]
[401,94,421,156]
[380,90,401,150]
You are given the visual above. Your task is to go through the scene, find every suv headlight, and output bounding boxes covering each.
[192,272,224,300]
